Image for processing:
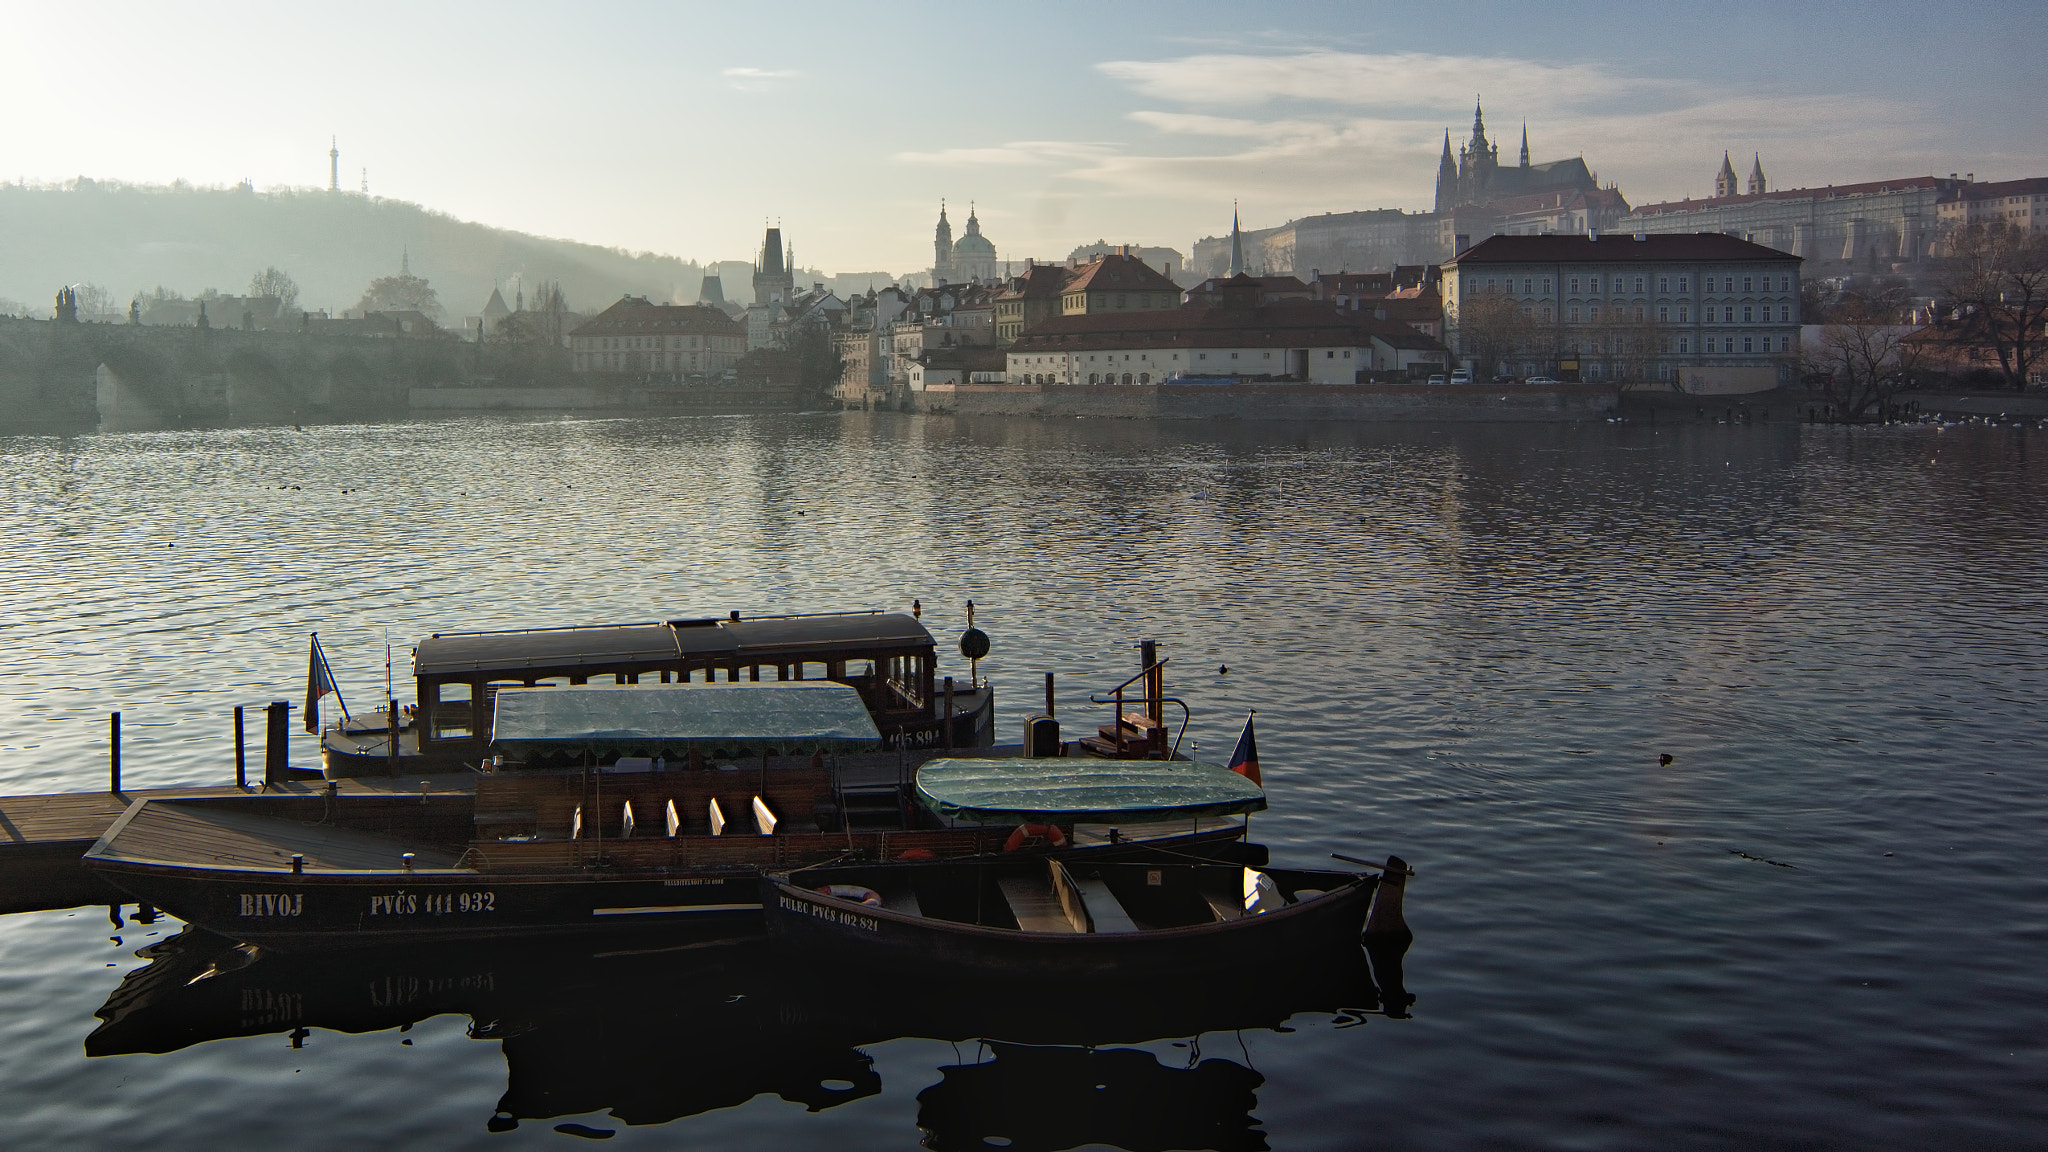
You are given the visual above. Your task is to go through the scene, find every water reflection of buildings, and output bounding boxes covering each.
[86,925,1407,1144]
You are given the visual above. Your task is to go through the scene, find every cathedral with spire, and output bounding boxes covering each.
[931,201,998,285]
[1434,98,1600,213]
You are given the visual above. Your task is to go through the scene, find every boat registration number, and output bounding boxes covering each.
[781,894,880,934]
[369,890,497,916]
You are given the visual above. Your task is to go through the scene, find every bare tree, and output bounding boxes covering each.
[1939,222,2048,390]
[1448,288,1536,382]
[1809,299,1923,419]
[248,267,299,313]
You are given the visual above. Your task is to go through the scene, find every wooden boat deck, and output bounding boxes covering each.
[94,802,468,873]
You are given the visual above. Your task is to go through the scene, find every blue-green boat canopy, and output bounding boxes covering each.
[915,758,1266,825]
[491,683,882,758]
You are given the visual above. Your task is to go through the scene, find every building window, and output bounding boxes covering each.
[1569,306,1580,322]
[1658,306,1669,322]
[1743,336,1754,353]
[1634,277,1645,292]
[1658,276,1670,293]
[1780,305,1791,322]
[1743,305,1754,323]
[1634,306,1645,321]
[1589,305,1600,321]
[1542,277,1552,293]
[1678,336,1689,353]
[1743,276,1753,292]
[1543,306,1553,321]
[1678,276,1690,293]
[1139,373,1150,383]
[1569,277,1579,293]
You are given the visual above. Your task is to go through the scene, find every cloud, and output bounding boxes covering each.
[1098,50,1654,114]
[722,66,798,91]
[894,140,1116,167]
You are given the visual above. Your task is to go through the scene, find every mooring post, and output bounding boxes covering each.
[234,705,246,789]
[943,677,955,751]
[1044,672,1055,717]
[264,700,288,789]
[109,711,121,794]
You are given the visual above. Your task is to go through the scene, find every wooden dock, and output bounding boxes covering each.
[0,775,475,915]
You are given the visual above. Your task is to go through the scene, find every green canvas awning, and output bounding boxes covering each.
[490,683,883,759]
[915,758,1266,825]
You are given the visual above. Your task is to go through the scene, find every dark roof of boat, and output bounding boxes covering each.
[412,612,934,677]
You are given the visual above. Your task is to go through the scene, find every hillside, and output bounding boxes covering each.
[0,180,712,322]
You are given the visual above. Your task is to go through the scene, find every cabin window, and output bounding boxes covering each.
[431,682,473,740]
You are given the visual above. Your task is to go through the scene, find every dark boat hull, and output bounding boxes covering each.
[87,860,763,948]
[85,826,1255,949]
[762,866,1378,981]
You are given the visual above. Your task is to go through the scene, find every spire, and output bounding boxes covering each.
[1435,129,1459,213]
[1715,151,1739,198]
[400,247,410,277]
[328,137,339,192]
[1519,121,1530,168]
[1228,202,1244,278]
[1747,153,1767,196]
[1472,96,1485,139]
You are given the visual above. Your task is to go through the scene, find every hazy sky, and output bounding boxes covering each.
[4,1,2043,274]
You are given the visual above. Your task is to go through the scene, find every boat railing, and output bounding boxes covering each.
[1088,659,1191,759]
[426,609,887,640]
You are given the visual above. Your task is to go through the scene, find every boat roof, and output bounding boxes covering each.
[914,758,1267,825]
[413,612,933,678]
[490,682,884,758]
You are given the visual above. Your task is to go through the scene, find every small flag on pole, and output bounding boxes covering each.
[1227,711,1261,786]
[304,634,345,734]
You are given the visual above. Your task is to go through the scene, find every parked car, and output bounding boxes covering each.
[1524,375,1561,386]
[1425,374,1447,386]
[1449,369,1473,385]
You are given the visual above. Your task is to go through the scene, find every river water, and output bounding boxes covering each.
[0,411,2043,1149]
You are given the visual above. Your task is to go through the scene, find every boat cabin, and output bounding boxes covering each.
[343,611,988,775]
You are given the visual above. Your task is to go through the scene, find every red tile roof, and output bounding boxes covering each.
[1447,233,1799,265]
[571,296,743,337]
[1060,253,1180,294]
[1010,301,1442,353]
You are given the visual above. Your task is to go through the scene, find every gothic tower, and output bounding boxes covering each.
[1228,204,1245,277]
[1747,154,1767,196]
[1434,130,1458,213]
[753,225,792,306]
[1457,98,1497,205]
[1714,152,1739,199]
[1519,122,1530,168]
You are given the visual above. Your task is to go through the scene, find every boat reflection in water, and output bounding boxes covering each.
[85,919,1413,1145]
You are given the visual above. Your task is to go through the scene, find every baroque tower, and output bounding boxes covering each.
[933,201,954,277]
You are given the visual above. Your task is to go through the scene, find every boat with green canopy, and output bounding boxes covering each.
[761,756,1392,979]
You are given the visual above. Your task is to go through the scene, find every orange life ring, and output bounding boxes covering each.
[897,848,937,861]
[816,884,882,907]
[1003,823,1068,852]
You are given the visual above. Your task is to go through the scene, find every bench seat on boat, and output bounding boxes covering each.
[997,874,1080,933]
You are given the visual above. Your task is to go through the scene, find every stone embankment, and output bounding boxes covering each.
[920,381,1618,422]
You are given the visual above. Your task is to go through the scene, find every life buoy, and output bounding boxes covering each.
[1003,823,1068,852]
[897,848,937,861]
[816,884,882,907]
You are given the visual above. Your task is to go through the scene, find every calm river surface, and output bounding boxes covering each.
[0,412,2043,1149]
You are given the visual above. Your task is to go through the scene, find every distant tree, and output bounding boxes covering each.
[789,322,846,399]
[248,266,299,313]
[356,262,443,321]
[72,282,113,320]
[1808,298,1924,419]
[1938,222,2048,390]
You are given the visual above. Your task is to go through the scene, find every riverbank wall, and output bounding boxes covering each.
[919,381,1620,421]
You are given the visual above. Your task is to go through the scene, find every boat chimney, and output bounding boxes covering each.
[291,854,304,875]
[401,852,415,871]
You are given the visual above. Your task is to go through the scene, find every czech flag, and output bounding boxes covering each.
[1227,711,1261,786]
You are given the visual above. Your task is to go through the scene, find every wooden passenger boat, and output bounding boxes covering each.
[83,685,1252,948]
[760,753,1386,980]
[764,858,1379,981]
[319,610,996,778]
